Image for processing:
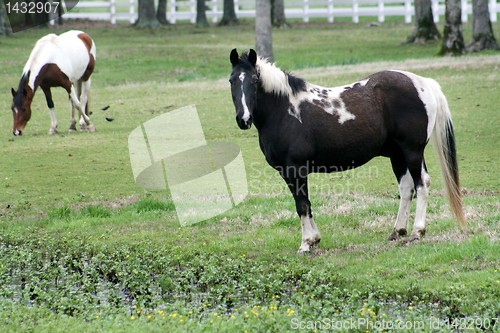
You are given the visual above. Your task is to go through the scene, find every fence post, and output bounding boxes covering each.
[211,0,218,24]
[170,0,177,24]
[353,0,359,23]
[110,0,116,24]
[327,0,334,23]
[304,0,310,23]
[378,0,384,22]
[490,0,497,22]
[190,0,196,24]
[461,0,468,22]
[129,0,135,24]
[432,0,439,23]
[404,0,412,23]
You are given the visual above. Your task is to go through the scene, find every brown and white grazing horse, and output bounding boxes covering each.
[11,30,96,136]
[229,49,466,253]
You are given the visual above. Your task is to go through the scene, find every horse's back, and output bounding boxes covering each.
[26,30,95,84]
[285,70,434,168]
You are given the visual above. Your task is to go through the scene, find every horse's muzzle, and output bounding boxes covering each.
[236,116,252,130]
[13,129,22,136]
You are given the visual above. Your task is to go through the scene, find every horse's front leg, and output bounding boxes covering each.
[283,173,320,253]
[41,86,58,135]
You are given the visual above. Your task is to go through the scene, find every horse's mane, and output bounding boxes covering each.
[13,71,30,108]
[254,56,307,97]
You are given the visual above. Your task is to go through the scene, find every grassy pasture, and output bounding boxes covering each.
[0,22,499,332]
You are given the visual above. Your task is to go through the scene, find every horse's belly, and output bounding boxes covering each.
[59,51,90,82]
[310,152,378,173]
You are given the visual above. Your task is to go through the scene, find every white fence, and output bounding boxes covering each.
[57,0,499,25]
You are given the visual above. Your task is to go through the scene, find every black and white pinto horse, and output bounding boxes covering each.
[229,49,466,253]
[11,30,96,136]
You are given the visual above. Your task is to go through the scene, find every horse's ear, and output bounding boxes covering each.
[248,49,257,68]
[11,88,16,98]
[230,48,239,66]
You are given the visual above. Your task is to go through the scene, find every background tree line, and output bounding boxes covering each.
[1,0,498,56]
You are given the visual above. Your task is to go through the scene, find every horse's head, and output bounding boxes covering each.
[11,72,33,136]
[229,48,259,130]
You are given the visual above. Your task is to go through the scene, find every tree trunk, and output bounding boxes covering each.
[196,0,209,27]
[466,0,499,51]
[218,0,238,26]
[440,0,465,55]
[404,0,440,44]
[256,0,273,61]
[0,0,12,36]
[135,0,160,28]
[157,0,169,25]
[271,0,288,28]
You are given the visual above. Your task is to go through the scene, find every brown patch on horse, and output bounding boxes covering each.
[77,33,95,81]
[77,33,93,52]
[35,64,72,92]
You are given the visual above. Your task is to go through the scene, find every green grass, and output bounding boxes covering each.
[0,21,499,332]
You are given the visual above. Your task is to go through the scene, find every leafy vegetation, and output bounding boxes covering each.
[0,21,499,332]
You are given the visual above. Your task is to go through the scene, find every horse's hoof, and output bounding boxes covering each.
[297,237,320,254]
[297,245,312,254]
[87,124,96,132]
[49,128,58,135]
[388,228,407,241]
[69,124,77,131]
[79,123,87,131]
[409,229,425,243]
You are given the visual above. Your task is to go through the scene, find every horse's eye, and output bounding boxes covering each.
[251,75,259,84]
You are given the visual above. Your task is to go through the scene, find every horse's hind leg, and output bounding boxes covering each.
[69,81,95,132]
[69,81,81,131]
[404,151,431,242]
[69,101,77,131]
[79,79,95,132]
[410,161,431,241]
[389,150,414,240]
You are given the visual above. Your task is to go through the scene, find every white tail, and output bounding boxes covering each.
[428,79,466,229]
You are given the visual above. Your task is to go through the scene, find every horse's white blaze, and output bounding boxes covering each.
[390,70,437,140]
[239,72,251,122]
[24,30,96,90]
